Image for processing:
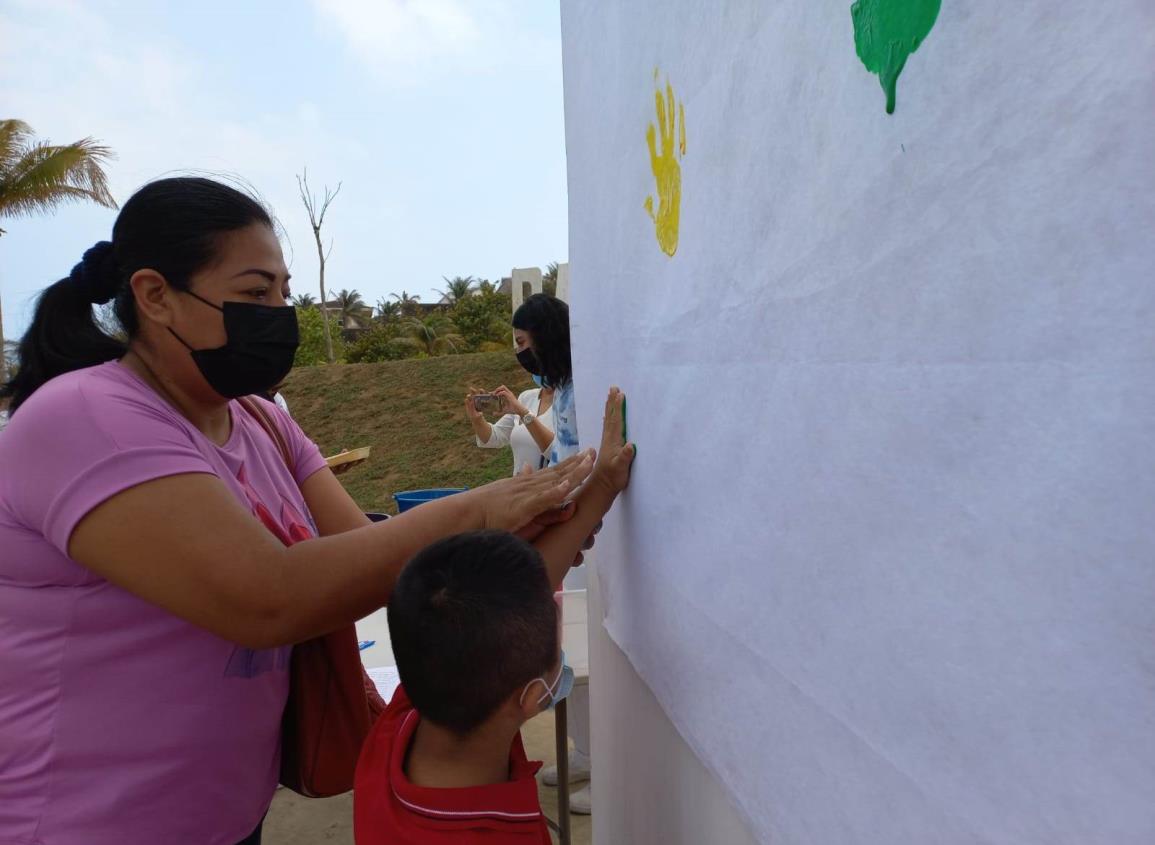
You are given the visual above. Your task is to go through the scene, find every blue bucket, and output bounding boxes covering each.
[393,488,468,513]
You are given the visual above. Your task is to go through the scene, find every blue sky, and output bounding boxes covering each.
[0,0,568,337]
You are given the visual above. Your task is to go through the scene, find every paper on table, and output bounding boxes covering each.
[366,665,401,703]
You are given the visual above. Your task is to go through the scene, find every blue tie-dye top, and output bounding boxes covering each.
[548,379,580,466]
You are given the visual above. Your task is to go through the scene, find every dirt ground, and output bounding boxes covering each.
[264,711,592,845]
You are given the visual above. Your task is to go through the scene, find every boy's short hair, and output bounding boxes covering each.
[387,530,559,736]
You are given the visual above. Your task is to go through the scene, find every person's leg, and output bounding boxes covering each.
[570,783,592,815]
[570,684,591,765]
[568,684,593,813]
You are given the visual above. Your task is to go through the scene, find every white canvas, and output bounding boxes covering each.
[561,2,1155,842]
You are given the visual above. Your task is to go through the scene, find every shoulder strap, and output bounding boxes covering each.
[237,396,294,472]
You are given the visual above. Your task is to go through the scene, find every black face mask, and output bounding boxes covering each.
[516,347,543,377]
[169,291,299,399]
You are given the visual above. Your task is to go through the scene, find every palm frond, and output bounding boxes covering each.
[390,336,425,354]
[0,120,35,172]
[335,288,365,308]
[375,298,400,320]
[436,275,476,304]
[0,136,117,220]
[433,333,466,354]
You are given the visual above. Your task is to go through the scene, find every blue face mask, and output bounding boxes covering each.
[531,374,545,387]
[522,651,574,711]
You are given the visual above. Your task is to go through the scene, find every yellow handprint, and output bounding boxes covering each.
[644,71,686,257]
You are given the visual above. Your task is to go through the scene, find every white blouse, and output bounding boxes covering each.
[475,388,557,476]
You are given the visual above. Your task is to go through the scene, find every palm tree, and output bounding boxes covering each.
[0,119,117,381]
[291,292,316,308]
[436,275,475,306]
[396,314,465,357]
[332,288,368,328]
[543,261,559,297]
[375,298,401,323]
[390,290,422,318]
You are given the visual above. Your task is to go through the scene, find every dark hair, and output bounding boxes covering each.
[1,177,272,413]
[387,530,558,736]
[512,293,572,389]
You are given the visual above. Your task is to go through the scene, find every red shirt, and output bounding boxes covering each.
[354,685,552,845]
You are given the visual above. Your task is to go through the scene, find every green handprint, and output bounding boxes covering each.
[644,71,686,257]
[851,0,941,114]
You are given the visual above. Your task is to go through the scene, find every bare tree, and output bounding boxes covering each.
[297,169,341,364]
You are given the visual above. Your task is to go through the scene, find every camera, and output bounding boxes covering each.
[472,394,505,414]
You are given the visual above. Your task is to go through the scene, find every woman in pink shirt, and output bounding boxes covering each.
[0,177,628,845]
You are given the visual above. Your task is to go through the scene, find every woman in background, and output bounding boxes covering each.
[464,293,573,474]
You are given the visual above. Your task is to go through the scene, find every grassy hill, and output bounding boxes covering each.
[281,351,533,514]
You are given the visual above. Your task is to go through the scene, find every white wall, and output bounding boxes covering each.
[510,266,543,313]
[564,2,1155,841]
[588,565,758,845]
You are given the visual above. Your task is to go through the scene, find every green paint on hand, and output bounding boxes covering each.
[851,0,941,114]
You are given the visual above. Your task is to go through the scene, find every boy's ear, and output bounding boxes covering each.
[512,680,546,724]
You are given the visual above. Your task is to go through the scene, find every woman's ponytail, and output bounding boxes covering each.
[1,241,126,413]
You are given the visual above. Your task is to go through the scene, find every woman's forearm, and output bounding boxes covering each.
[69,473,487,652]
[269,490,485,645]
[525,416,554,453]
[471,418,493,442]
[69,453,597,651]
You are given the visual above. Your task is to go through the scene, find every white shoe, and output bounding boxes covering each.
[569,783,592,815]
[540,751,591,786]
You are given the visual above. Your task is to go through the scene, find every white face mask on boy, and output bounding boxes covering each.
[520,651,574,711]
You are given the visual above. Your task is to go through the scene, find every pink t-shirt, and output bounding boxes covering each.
[0,361,328,845]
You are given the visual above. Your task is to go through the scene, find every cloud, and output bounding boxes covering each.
[0,1,351,196]
[0,0,368,329]
[310,0,528,83]
[0,0,568,339]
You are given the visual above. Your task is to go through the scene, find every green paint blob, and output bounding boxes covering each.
[851,0,941,114]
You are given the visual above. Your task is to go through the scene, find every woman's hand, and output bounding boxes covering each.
[492,385,528,417]
[464,387,485,422]
[475,449,596,532]
[590,387,636,496]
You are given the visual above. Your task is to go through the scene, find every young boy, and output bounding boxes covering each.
[354,387,634,844]
[355,531,567,843]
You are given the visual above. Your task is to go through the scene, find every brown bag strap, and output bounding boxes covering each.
[238,396,294,473]
[239,394,389,743]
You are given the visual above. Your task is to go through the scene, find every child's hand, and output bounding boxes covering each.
[591,387,635,496]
